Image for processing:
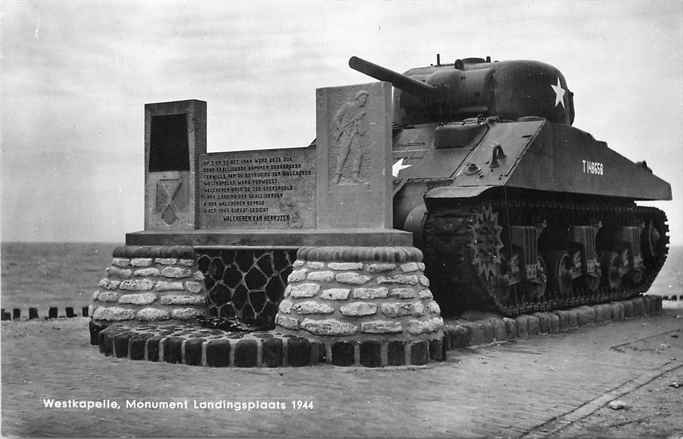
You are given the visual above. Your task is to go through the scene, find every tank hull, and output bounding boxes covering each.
[394,119,670,207]
[393,120,671,317]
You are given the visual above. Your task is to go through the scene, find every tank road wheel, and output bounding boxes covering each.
[628,247,645,286]
[547,251,574,296]
[570,249,583,280]
[584,264,601,292]
[601,251,622,290]
[468,204,504,291]
[500,248,522,287]
[584,273,601,292]
[583,255,601,292]
[526,256,547,299]
[618,247,633,282]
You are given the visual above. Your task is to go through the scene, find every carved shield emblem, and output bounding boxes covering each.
[155,178,188,225]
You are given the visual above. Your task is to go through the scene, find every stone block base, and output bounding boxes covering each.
[91,321,446,367]
[91,245,447,367]
[272,245,445,365]
[444,295,664,349]
[274,246,444,346]
[91,246,207,325]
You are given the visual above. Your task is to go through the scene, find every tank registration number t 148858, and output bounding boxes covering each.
[581,160,604,175]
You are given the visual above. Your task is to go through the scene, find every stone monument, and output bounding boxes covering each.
[90,81,445,367]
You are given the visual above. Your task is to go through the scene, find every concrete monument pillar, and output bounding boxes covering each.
[144,100,206,231]
[316,82,393,229]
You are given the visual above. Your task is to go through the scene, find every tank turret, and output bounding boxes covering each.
[349,55,575,126]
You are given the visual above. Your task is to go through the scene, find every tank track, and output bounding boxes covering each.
[423,194,669,317]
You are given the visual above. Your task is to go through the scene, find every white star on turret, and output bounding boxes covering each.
[550,77,566,108]
[392,158,412,177]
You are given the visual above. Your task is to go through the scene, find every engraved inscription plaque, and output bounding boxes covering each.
[199,147,316,229]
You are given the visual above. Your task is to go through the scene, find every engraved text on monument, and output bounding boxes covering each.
[199,148,315,229]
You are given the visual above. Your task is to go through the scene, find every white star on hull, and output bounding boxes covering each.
[550,77,566,108]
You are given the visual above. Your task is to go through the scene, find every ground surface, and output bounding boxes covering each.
[2,307,682,438]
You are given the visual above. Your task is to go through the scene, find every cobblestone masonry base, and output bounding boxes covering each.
[89,295,663,367]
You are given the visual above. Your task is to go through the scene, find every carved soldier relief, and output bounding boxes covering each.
[332,90,369,184]
[316,82,392,229]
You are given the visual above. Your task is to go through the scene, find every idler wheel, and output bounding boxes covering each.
[642,219,664,263]
[629,268,645,285]
[547,251,574,296]
[601,251,622,290]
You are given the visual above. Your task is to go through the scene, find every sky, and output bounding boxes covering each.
[2,0,682,244]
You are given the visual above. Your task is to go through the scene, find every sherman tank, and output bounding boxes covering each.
[349,55,671,317]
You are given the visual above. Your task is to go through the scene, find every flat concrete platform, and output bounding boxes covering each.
[125,228,413,247]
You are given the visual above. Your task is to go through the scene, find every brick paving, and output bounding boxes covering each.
[2,309,682,438]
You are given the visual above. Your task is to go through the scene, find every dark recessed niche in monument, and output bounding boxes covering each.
[149,114,190,172]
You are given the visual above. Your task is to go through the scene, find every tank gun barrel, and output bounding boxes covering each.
[349,56,439,97]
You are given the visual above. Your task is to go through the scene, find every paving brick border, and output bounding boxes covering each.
[442,296,664,349]
[90,320,446,367]
[89,295,662,367]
